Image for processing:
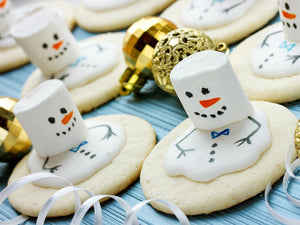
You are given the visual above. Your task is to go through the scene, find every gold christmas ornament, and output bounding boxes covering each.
[120,16,178,95]
[152,28,229,94]
[295,120,300,158]
[0,97,31,161]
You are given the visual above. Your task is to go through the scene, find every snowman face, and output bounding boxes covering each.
[0,0,16,33]
[184,87,227,119]
[10,7,79,78]
[47,106,77,137]
[279,0,300,41]
[41,32,71,63]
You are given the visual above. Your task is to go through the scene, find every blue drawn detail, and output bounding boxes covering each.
[279,41,296,52]
[211,0,224,6]
[211,129,230,139]
[69,57,87,67]
[70,140,88,153]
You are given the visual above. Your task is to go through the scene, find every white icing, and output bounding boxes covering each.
[10,7,79,77]
[13,80,88,157]
[165,107,271,182]
[279,0,300,42]
[250,24,300,78]
[0,0,17,34]
[170,50,254,131]
[0,30,16,49]
[82,0,138,11]
[28,120,126,187]
[51,42,120,90]
[181,0,255,29]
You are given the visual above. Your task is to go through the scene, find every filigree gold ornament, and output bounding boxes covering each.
[0,97,31,161]
[152,28,229,94]
[295,120,300,157]
[120,16,177,95]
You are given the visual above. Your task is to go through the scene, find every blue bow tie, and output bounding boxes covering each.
[211,128,230,139]
[70,140,88,153]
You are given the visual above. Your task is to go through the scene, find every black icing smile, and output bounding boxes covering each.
[55,116,77,136]
[194,105,227,119]
[47,42,70,61]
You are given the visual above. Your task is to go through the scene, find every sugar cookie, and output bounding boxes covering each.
[7,80,156,217]
[160,0,278,44]
[140,51,297,215]
[0,0,75,73]
[75,0,175,32]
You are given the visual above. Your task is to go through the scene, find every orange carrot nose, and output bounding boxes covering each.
[61,111,73,125]
[282,10,296,19]
[199,97,221,108]
[0,0,7,8]
[52,41,63,50]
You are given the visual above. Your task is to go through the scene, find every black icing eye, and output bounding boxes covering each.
[201,88,210,95]
[60,108,67,114]
[285,2,290,10]
[185,91,193,98]
[48,117,55,124]
[54,33,59,40]
[42,43,48,49]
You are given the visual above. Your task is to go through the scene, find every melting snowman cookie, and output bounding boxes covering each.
[75,0,176,32]
[11,7,126,113]
[230,0,300,103]
[8,79,156,217]
[160,0,278,44]
[140,50,297,215]
[0,0,75,73]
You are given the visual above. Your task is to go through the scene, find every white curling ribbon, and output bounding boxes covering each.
[124,199,191,225]
[265,159,300,225]
[0,172,75,225]
[71,194,136,225]
[37,186,101,225]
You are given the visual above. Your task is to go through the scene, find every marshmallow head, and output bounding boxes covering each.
[10,7,79,78]
[279,0,300,42]
[13,79,88,157]
[0,0,16,33]
[170,50,254,131]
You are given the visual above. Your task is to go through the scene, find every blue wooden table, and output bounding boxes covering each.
[1,13,300,225]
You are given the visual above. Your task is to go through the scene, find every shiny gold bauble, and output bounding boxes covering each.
[152,28,228,94]
[295,120,300,158]
[120,16,177,95]
[0,97,31,161]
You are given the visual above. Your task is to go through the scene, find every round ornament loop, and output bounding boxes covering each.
[120,16,178,95]
[152,28,229,94]
[0,96,31,161]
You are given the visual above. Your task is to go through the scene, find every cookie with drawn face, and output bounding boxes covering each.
[230,1,300,103]
[75,0,175,32]
[0,1,75,73]
[140,51,297,215]
[8,80,156,217]
[160,0,278,44]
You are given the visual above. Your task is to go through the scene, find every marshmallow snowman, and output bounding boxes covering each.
[171,50,254,131]
[166,50,271,182]
[10,7,79,78]
[181,0,255,29]
[13,79,125,187]
[279,0,300,42]
[0,0,16,33]
[13,79,88,157]
[250,0,300,78]
[10,6,120,89]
